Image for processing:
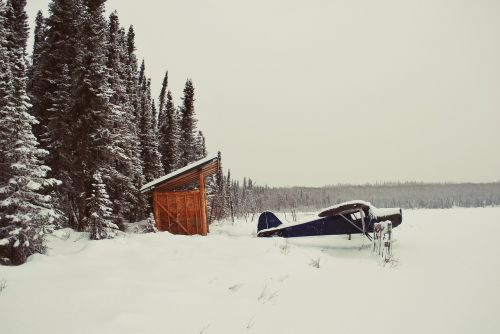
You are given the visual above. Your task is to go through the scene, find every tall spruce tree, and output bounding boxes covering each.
[137,65,163,182]
[105,11,145,226]
[30,0,80,148]
[0,0,11,189]
[6,0,27,48]
[125,25,139,117]
[158,90,178,174]
[71,0,121,235]
[0,0,59,265]
[178,79,197,167]
[31,10,44,63]
[28,0,82,229]
[158,71,168,117]
[124,24,148,221]
[151,99,158,130]
[27,10,44,93]
[138,59,145,90]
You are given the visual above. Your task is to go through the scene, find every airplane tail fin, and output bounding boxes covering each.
[257,211,283,232]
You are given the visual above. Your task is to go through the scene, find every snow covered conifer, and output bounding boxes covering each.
[29,0,80,143]
[224,169,234,221]
[27,10,44,94]
[194,130,207,160]
[28,0,82,229]
[105,11,145,226]
[142,213,157,233]
[0,0,60,265]
[70,0,128,231]
[138,59,146,90]
[125,25,139,116]
[122,24,149,221]
[31,10,44,63]
[126,25,136,60]
[151,99,158,130]
[137,69,163,182]
[177,79,197,167]
[86,171,118,240]
[6,0,28,49]
[208,153,225,222]
[158,90,178,174]
[0,0,13,189]
[158,71,168,116]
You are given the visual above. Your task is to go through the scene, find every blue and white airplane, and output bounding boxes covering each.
[257,200,402,241]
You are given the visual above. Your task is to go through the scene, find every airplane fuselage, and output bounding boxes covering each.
[257,209,402,238]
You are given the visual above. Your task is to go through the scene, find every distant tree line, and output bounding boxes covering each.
[214,180,500,222]
[0,0,208,265]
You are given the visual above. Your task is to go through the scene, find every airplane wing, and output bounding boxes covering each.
[318,200,372,218]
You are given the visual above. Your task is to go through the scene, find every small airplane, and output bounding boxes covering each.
[256,200,402,241]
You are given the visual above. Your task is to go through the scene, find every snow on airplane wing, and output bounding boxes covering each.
[318,200,372,217]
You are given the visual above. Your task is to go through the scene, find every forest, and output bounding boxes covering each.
[0,0,212,264]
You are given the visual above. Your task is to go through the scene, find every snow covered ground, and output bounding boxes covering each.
[1,208,500,334]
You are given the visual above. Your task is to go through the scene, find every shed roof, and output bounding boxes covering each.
[140,153,220,193]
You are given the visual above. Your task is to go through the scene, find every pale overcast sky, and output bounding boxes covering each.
[26,0,500,186]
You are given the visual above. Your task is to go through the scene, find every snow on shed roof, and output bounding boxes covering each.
[140,153,220,193]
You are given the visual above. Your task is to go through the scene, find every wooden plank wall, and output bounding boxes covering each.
[153,190,207,235]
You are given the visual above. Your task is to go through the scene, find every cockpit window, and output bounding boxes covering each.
[350,211,365,220]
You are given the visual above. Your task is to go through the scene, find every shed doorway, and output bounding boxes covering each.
[153,190,205,235]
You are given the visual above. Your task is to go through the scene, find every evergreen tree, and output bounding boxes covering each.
[157,71,168,137]
[208,152,224,222]
[158,71,168,117]
[71,0,119,231]
[137,67,163,182]
[138,59,146,90]
[32,10,45,64]
[28,0,82,229]
[225,169,234,222]
[194,130,207,160]
[126,25,136,60]
[30,0,80,143]
[0,0,12,188]
[105,11,145,226]
[0,0,59,265]
[86,171,118,240]
[178,79,197,167]
[6,0,27,50]
[173,105,183,164]
[158,90,178,174]
[125,25,139,117]
[46,61,72,166]
[123,24,148,221]
[3,0,26,92]
[27,10,44,93]
[151,99,157,130]
[142,213,157,233]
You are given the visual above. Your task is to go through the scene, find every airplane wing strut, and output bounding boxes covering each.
[339,210,373,241]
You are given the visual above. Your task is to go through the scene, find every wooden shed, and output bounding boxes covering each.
[140,153,220,236]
